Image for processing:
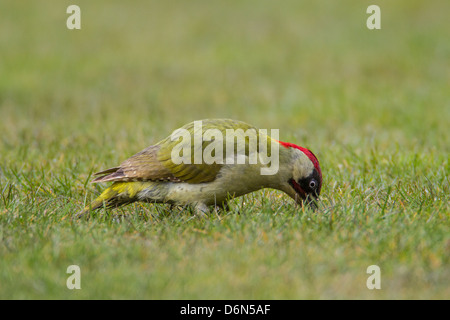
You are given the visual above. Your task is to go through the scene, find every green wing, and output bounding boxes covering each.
[156,119,259,183]
[93,119,268,184]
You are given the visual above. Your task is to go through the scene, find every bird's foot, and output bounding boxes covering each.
[193,202,209,219]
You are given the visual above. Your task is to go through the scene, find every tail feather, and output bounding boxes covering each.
[92,167,126,183]
[77,182,142,218]
[93,167,121,176]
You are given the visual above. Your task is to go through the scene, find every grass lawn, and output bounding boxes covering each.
[0,0,449,299]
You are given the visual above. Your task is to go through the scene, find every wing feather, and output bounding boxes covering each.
[92,119,258,184]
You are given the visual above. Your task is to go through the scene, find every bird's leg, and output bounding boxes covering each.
[193,202,210,219]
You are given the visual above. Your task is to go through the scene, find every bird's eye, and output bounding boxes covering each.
[309,179,317,189]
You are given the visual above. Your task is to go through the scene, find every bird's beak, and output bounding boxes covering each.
[286,180,319,211]
[286,188,319,211]
[305,195,319,211]
[295,194,319,211]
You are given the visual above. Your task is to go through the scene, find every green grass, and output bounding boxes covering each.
[0,0,449,299]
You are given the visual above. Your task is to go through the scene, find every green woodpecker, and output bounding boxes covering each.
[80,119,322,217]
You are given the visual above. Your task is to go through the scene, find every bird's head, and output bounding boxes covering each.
[278,141,322,210]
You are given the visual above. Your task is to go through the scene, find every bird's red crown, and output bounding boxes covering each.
[277,140,322,183]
